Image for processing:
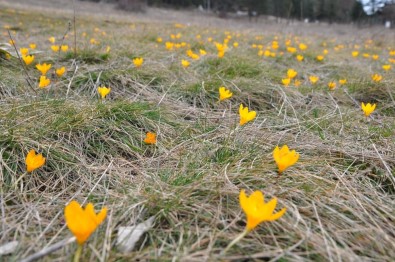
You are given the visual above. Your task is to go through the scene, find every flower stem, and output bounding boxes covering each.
[222,228,249,255]
[73,244,83,262]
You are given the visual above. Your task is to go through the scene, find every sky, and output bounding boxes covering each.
[357,0,395,15]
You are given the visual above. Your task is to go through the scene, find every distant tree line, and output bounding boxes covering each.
[81,0,395,24]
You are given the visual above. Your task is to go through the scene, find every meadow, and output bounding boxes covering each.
[0,1,394,261]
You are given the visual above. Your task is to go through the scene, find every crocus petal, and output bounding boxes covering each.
[262,197,277,219]
[268,207,287,221]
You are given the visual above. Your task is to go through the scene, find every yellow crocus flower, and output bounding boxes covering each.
[287,47,296,53]
[282,78,291,87]
[61,45,69,52]
[144,132,157,145]
[20,48,29,56]
[296,55,304,62]
[339,79,347,85]
[51,45,60,52]
[272,145,299,173]
[36,63,52,75]
[181,59,190,68]
[239,104,256,126]
[25,149,46,172]
[361,102,376,117]
[133,57,144,68]
[371,74,382,83]
[39,76,50,88]
[382,64,391,71]
[56,67,66,77]
[219,87,233,101]
[299,43,308,50]
[97,86,111,99]
[328,81,336,90]
[64,200,107,245]
[22,55,34,65]
[239,190,286,231]
[287,69,297,79]
[309,76,319,84]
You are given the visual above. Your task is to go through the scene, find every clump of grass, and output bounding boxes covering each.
[62,50,110,64]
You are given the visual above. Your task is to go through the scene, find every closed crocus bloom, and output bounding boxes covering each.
[181,59,190,68]
[371,74,382,83]
[22,55,34,65]
[361,102,376,117]
[56,67,66,77]
[97,86,111,99]
[272,145,299,173]
[20,48,29,56]
[51,45,60,52]
[282,78,291,87]
[328,81,336,90]
[65,200,107,245]
[39,76,51,88]
[382,64,391,71]
[90,38,98,45]
[165,42,174,50]
[299,43,307,50]
[239,104,256,126]
[190,53,200,60]
[287,47,296,53]
[186,49,194,58]
[25,149,46,172]
[36,63,52,75]
[239,190,286,231]
[215,42,226,53]
[339,79,347,85]
[61,45,69,52]
[133,57,144,68]
[144,132,157,145]
[199,49,207,55]
[287,69,297,79]
[309,76,319,84]
[296,55,304,62]
[219,87,233,101]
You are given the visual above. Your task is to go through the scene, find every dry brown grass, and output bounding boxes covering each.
[0,0,394,261]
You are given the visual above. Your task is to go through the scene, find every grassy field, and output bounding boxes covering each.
[0,1,395,261]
